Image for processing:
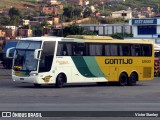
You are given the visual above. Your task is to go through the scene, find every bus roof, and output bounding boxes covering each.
[20,36,153,44]
[20,36,63,41]
[66,35,113,40]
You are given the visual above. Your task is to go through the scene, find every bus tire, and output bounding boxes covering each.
[55,74,65,88]
[34,83,41,88]
[128,72,138,86]
[119,73,128,86]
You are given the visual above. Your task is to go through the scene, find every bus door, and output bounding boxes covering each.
[38,41,55,83]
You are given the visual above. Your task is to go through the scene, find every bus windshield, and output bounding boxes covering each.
[13,40,41,71]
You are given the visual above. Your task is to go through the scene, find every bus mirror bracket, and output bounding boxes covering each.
[34,49,42,60]
[6,47,15,58]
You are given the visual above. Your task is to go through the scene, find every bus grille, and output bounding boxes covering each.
[143,67,152,78]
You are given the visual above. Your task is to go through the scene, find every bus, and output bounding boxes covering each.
[1,40,17,68]
[6,35,154,87]
[154,44,160,76]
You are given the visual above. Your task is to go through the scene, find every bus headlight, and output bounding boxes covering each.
[30,73,38,76]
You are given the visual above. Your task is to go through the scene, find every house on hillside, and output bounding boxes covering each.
[0,30,5,38]
[66,0,89,6]
[108,0,125,2]
[21,19,30,26]
[17,29,32,37]
[40,6,58,15]
[111,10,132,20]
[46,0,61,5]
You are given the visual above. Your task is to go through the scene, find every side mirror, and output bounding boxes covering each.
[34,49,42,60]
[6,47,15,58]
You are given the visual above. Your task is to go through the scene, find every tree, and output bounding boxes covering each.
[63,25,97,37]
[73,7,82,18]
[83,7,92,18]
[9,7,21,17]
[111,33,133,39]
[63,7,74,18]
[8,7,22,25]
[0,14,10,25]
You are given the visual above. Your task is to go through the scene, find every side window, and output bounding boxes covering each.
[110,44,118,56]
[39,41,55,72]
[142,44,152,56]
[73,43,86,56]
[131,44,141,56]
[119,44,130,56]
[104,44,110,56]
[56,43,72,56]
[89,43,103,56]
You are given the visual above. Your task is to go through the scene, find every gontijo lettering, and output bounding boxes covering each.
[105,59,133,64]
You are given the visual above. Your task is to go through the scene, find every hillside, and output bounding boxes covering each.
[100,0,160,14]
[105,0,160,11]
[1,0,160,13]
[0,0,39,11]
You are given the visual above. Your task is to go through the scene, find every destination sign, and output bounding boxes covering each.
[132,19,157,25]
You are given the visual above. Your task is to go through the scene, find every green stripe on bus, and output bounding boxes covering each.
[71,56,95,77]
[83,57,106,77]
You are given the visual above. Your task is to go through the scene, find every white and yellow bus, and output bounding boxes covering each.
[7,35,154,87]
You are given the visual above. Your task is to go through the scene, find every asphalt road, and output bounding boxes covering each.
[0,64,160,120]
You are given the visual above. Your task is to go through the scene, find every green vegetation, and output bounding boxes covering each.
[0,0,40,17]
[63,25,97,37]
[110,33,133,39]
[0,7,22,26]
[99,0,160,14]
[0,0,39,9]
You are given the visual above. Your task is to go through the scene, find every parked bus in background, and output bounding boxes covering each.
[6,35,154,88]
[0,40,17,68]
[154,44,160,76]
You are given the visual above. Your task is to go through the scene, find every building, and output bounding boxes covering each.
[40,6,58,15]
[0,30,5,37]
[129,18,160,44]
[108,0,125,2]
[111,10,132,20]
[5,26,17,30]
[17,29,32,37]
[21,19,30,26]
[5,29,17,39]
[66,0,89,6]
[79,24,132,36]
[46,0,61,5]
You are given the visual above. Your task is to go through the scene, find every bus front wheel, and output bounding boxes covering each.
[128,73,137,86]
[119,73,128,86]
[55,74,64,88]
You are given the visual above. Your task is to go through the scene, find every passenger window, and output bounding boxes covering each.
[142,45,152,56]
[110,44,118,56]
[89,44,103,56]
[73,43,86,56]
[57,43,72,56]
[104,44,110,56]
[119,44,130,56]
[131,45,141,56]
